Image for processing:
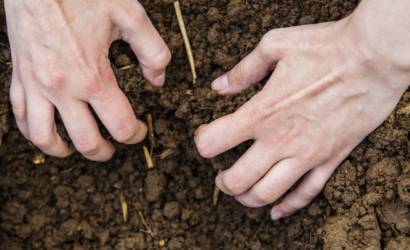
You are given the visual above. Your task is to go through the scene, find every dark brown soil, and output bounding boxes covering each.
[1,0,410,249]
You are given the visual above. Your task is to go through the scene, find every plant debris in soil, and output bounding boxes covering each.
[1,0,410,249]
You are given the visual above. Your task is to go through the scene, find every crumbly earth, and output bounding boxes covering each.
[1,0,410,249]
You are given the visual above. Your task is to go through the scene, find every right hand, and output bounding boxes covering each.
[5,0,171,161]
[194,0,410,218]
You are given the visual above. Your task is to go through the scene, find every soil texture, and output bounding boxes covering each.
[1,0,410,249]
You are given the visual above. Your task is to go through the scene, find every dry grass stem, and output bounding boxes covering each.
[120,191,128,223]
[28,141,35,149]
[143,146,154,168]
[252,218,267,240]
[33,153,45,165]
[119,64,135,70]
[50,165,77,180]
[174,1,197,84]
[60,165,76,174]
[159,149,175,159]
[147,114,155,155]
[138,211,154,237]
[213,170,221,206]
[377,204,400,236]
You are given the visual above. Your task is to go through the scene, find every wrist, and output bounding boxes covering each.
[338,0,410,92]
[348,0,410,72]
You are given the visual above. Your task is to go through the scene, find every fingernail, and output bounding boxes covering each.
[271,207,284,221]
[212,73,229,91]
[154,72,166,86]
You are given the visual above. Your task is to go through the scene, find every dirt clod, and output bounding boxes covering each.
[1,1,409,249]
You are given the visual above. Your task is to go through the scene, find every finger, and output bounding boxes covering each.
[9,74,29,139]
[58,101,115,161]
[215,141,282,196]
[26,95,73,157]
[235,158,306,208]
[195,88,281,158]
[212,31,285,94]
[270,163,336,220]
[112,0,171,86]
[194,108,255,158]
[89,72,147,144]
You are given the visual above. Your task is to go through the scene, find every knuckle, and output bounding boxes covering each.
[258,30,287,58]
[229,63,245,86]
[195,128,214,158]
[303,146,330,165]
[79,71,101,93]
[30,131,53,149]
[258,34,273,52]
[255,188,276,205]
[128,2,148,25]
[146,48,172,72]
[10,96,26,120]
[114,125,137,143]
[75,138,100,156]
[222,174,243,195]
[46,73,68,91]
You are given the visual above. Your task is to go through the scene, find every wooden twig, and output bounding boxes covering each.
[138,211,154,237]
[174,1,197,84]
[159,149,175,159]
[143,146,154,168]
[33,153,45,165]
[252,217,267,240]
[50,165,77,180]
[60,165,77,174]
[119,64,135,71]
[120,191,128,223]
[28,141,35,149]
[377,204,400,236]
[147,114,155,156]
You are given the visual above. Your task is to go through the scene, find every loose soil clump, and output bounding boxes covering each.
[1,1,410,249]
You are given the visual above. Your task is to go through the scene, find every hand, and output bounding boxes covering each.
[6,0,171,161]
[195,0,410,219]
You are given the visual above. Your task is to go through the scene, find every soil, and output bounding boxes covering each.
[1,0,410,249]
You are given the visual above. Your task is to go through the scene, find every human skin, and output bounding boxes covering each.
[195,0,410,220]
[5,0,171,161]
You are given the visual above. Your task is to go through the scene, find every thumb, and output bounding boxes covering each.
[212,31,285,94]
[112,0,171,86]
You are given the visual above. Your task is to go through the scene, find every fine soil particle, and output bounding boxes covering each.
[1,1,410,249]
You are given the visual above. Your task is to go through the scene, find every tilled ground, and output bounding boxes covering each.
[1,0,410,249]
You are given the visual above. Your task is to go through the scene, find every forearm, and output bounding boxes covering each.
[347,0,410,73]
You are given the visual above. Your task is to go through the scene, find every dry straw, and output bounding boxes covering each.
[174,1,197,84]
